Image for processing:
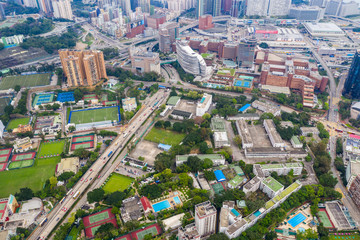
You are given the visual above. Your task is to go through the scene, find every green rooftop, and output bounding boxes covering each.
[201,53,214,59]
[291,136,301,145]
[217,68,235,76]
[232,166,244,175]
[262,176,284,192]
[228,175,245,188]
[261,164,283,169]
[176,154,224,162]
[211,117,226,132]
[285,163,302,168]
[265,181,301,209]
[167,96,181,106]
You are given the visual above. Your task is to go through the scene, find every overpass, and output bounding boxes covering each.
[179,15,232,33]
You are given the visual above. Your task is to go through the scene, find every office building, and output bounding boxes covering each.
[348,174,360,210]
[196,0,206,17]
[199,15,214,30]
[230,0,245,18]
[195,201,217,237]
[59,50,107,87]
[289,5,324,21]
[176,40,207,76]
[237,36,256,68]
[52,0,73,20]
[196,93,212,116]
[325,0,342,15]
[338,1,360,17]
[147,14,166,29]
[268,0,291,16]
[159,22,179,53]
[343,50,360,99]
[129,48,160,74]
[310,0,327,7]
[212,0,221,16]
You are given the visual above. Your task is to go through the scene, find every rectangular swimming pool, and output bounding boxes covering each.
[288,213,306,228]
[152,200,171,212]
[174,196,181,204]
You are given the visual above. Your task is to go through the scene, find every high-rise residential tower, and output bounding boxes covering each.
[343,50,360,99]
[59,50,107,87]
[195,201,217,237]
[52,0,73,20]
[158,22,179,53]
[212,0,221,16]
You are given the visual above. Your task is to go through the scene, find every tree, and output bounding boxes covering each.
[57,171,74,181]
[74,88,83,102]
[202,158,213,169]
[317,223,329,239]
[0,42,4,51]
[296,229,318,240]
[73,148,91,159]
[49,176,58,188]
[202,113,211,120]
[87,188,105,203]
[105,139,111,146]
[4,105,14,115]
[233,135,242,148]
[15,187,34,201]
[319,173,338,188]
[207,233,229,240]
[187,156,203,172]
[154,120,164,128]
[104,191,126,207]
[265,231,278,240]
[68,126,75,132]
[111,206,119,214]
[259,42,269,48]
[14,85,21,92]
[199,141,209,154]
[204,170,216,181]
[95,222,116,239]
[139,184,163,200]
[164,121,171,129]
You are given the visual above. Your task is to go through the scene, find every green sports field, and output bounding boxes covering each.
[0,73,51,90]
[145,128,185,146]
[89,211,109,224]
[330,233,360,240]
[69,107,119,124]
[0,156,60,197]
[38,140,65,157]
[6,117,30,130]
[136,226,159,240]
[8,159,34,169]
[102,174,134,193]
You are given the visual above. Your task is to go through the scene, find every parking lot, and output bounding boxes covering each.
[130,140,163,166]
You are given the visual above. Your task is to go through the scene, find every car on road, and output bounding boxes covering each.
[56,217,60,221]
[90,178,92,180]
[98,175,101,179]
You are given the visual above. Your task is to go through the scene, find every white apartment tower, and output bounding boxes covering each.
[195,201,217,237]
[246,0,291,16]
[52,0,73,20]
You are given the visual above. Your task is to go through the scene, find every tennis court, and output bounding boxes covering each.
[83,208,118,238]
[33,93,54,107]
[0,148,12,164]
[68,107,120,124]
[0,73,51,90]
[72,135,94,143]
[0,162,7,171]
[318,209,334,228]
[89,211,109,224]
[211,182,225,194]
[11,152,36,161]
[136,226,159,240]
[0,149,11,156]
[70,133,95,151]
[8,159,34,169]
[83,93,97,100]
[0,203,5,210]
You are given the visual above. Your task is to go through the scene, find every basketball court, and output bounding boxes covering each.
[318,209,335,228]
[211,182,225,195]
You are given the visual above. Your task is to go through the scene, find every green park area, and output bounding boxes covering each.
[144,128,185,146]
[102,174,134,193]
[6,117,30,130]
[0,73,51,90]
[0,157,60,197]
[38,140,65,157]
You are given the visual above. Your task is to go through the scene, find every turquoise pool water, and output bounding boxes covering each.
[288,213,306,228]
[152,200,171,212]
[254,210,261,217]
[174,196,181,204]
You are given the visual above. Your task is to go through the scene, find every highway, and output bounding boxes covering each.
[28,89,169,240]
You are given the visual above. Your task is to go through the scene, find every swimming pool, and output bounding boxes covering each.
[152,200,171,212]
[174,196,181,204]
[288,213,306,228]
[254,210,261,217]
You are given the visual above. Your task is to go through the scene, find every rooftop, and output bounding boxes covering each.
[176,154,224,162]
[211,117,226,132]
[243,176,261,190]
[228,175,245,188]
[262,176,284,192]
[304,22,344,33]
[197,93,212,109]
[265,181,301,209]
[217,68,235,76]
[167,96,181,106]
[195,201,216,217]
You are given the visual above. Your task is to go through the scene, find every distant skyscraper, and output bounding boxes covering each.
[138,0,150,13]
[325,0,342,15]
[212,0,221,16]
[159,22,179,53]
[310,0,327,7]
[230,0,245,17]
[196,0,206,17]
[343,50,360,99]
[38,0,53,14]
[59,50,107,87]
[246,0,269,16]
[122,0,132,16]
[0,4,5,20]
[52,0,73,20]
[23,0,38,8]
[338,1,360,17]
[222,0,232,14]
[268,0,291,16]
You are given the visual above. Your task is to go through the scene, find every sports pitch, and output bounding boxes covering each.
[0,73,51,90]
[69,107,119,124]
[144,128,185,146]
[318,210,333,228]
[6,117,30,130]
[38,140,65,158]
[102,174,134,193]
[89,211,109,224]
[8,159,33,169]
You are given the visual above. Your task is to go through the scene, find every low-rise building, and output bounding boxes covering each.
[13,137,32,153]
[122,97,137,112]
[129,48,160,74]
[167,96,181,107]
[123,156,147,169]
[304,22,345,37]
[260,176,284,198]
[243,176,261,195]
[254,163,303,178]
[263,119,285,148]
[163,213,185,231]
[227,113,260,121]
[235,119,253,149]
[178,223,200,240]
[120,196,143,222]
[56,157,80,176]
[228,175,247,189]
[196,93,212,116]
[300,127,319,136]
[214,132,230,148]
[211,117,226,132]
[176,154,225,166]
[170,109,193,120]
[252,100,281,116]
[12,124,32,134]
[291,136,303,148]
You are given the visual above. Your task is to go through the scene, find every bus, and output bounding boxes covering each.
[73,191,80,199]
[123,132,128,138]
[60,197,66,204]
[66,188,73,196]
[39,218,47,227]
[335,129,343,133]
[108,151,113,158]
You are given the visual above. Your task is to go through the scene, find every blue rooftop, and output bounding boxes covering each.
[57,92,75,102]
[239,104,251,112]
[214,170,226,182]
[158,143,171,151]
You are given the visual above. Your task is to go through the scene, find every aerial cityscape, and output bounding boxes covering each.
[0,0,360,239]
